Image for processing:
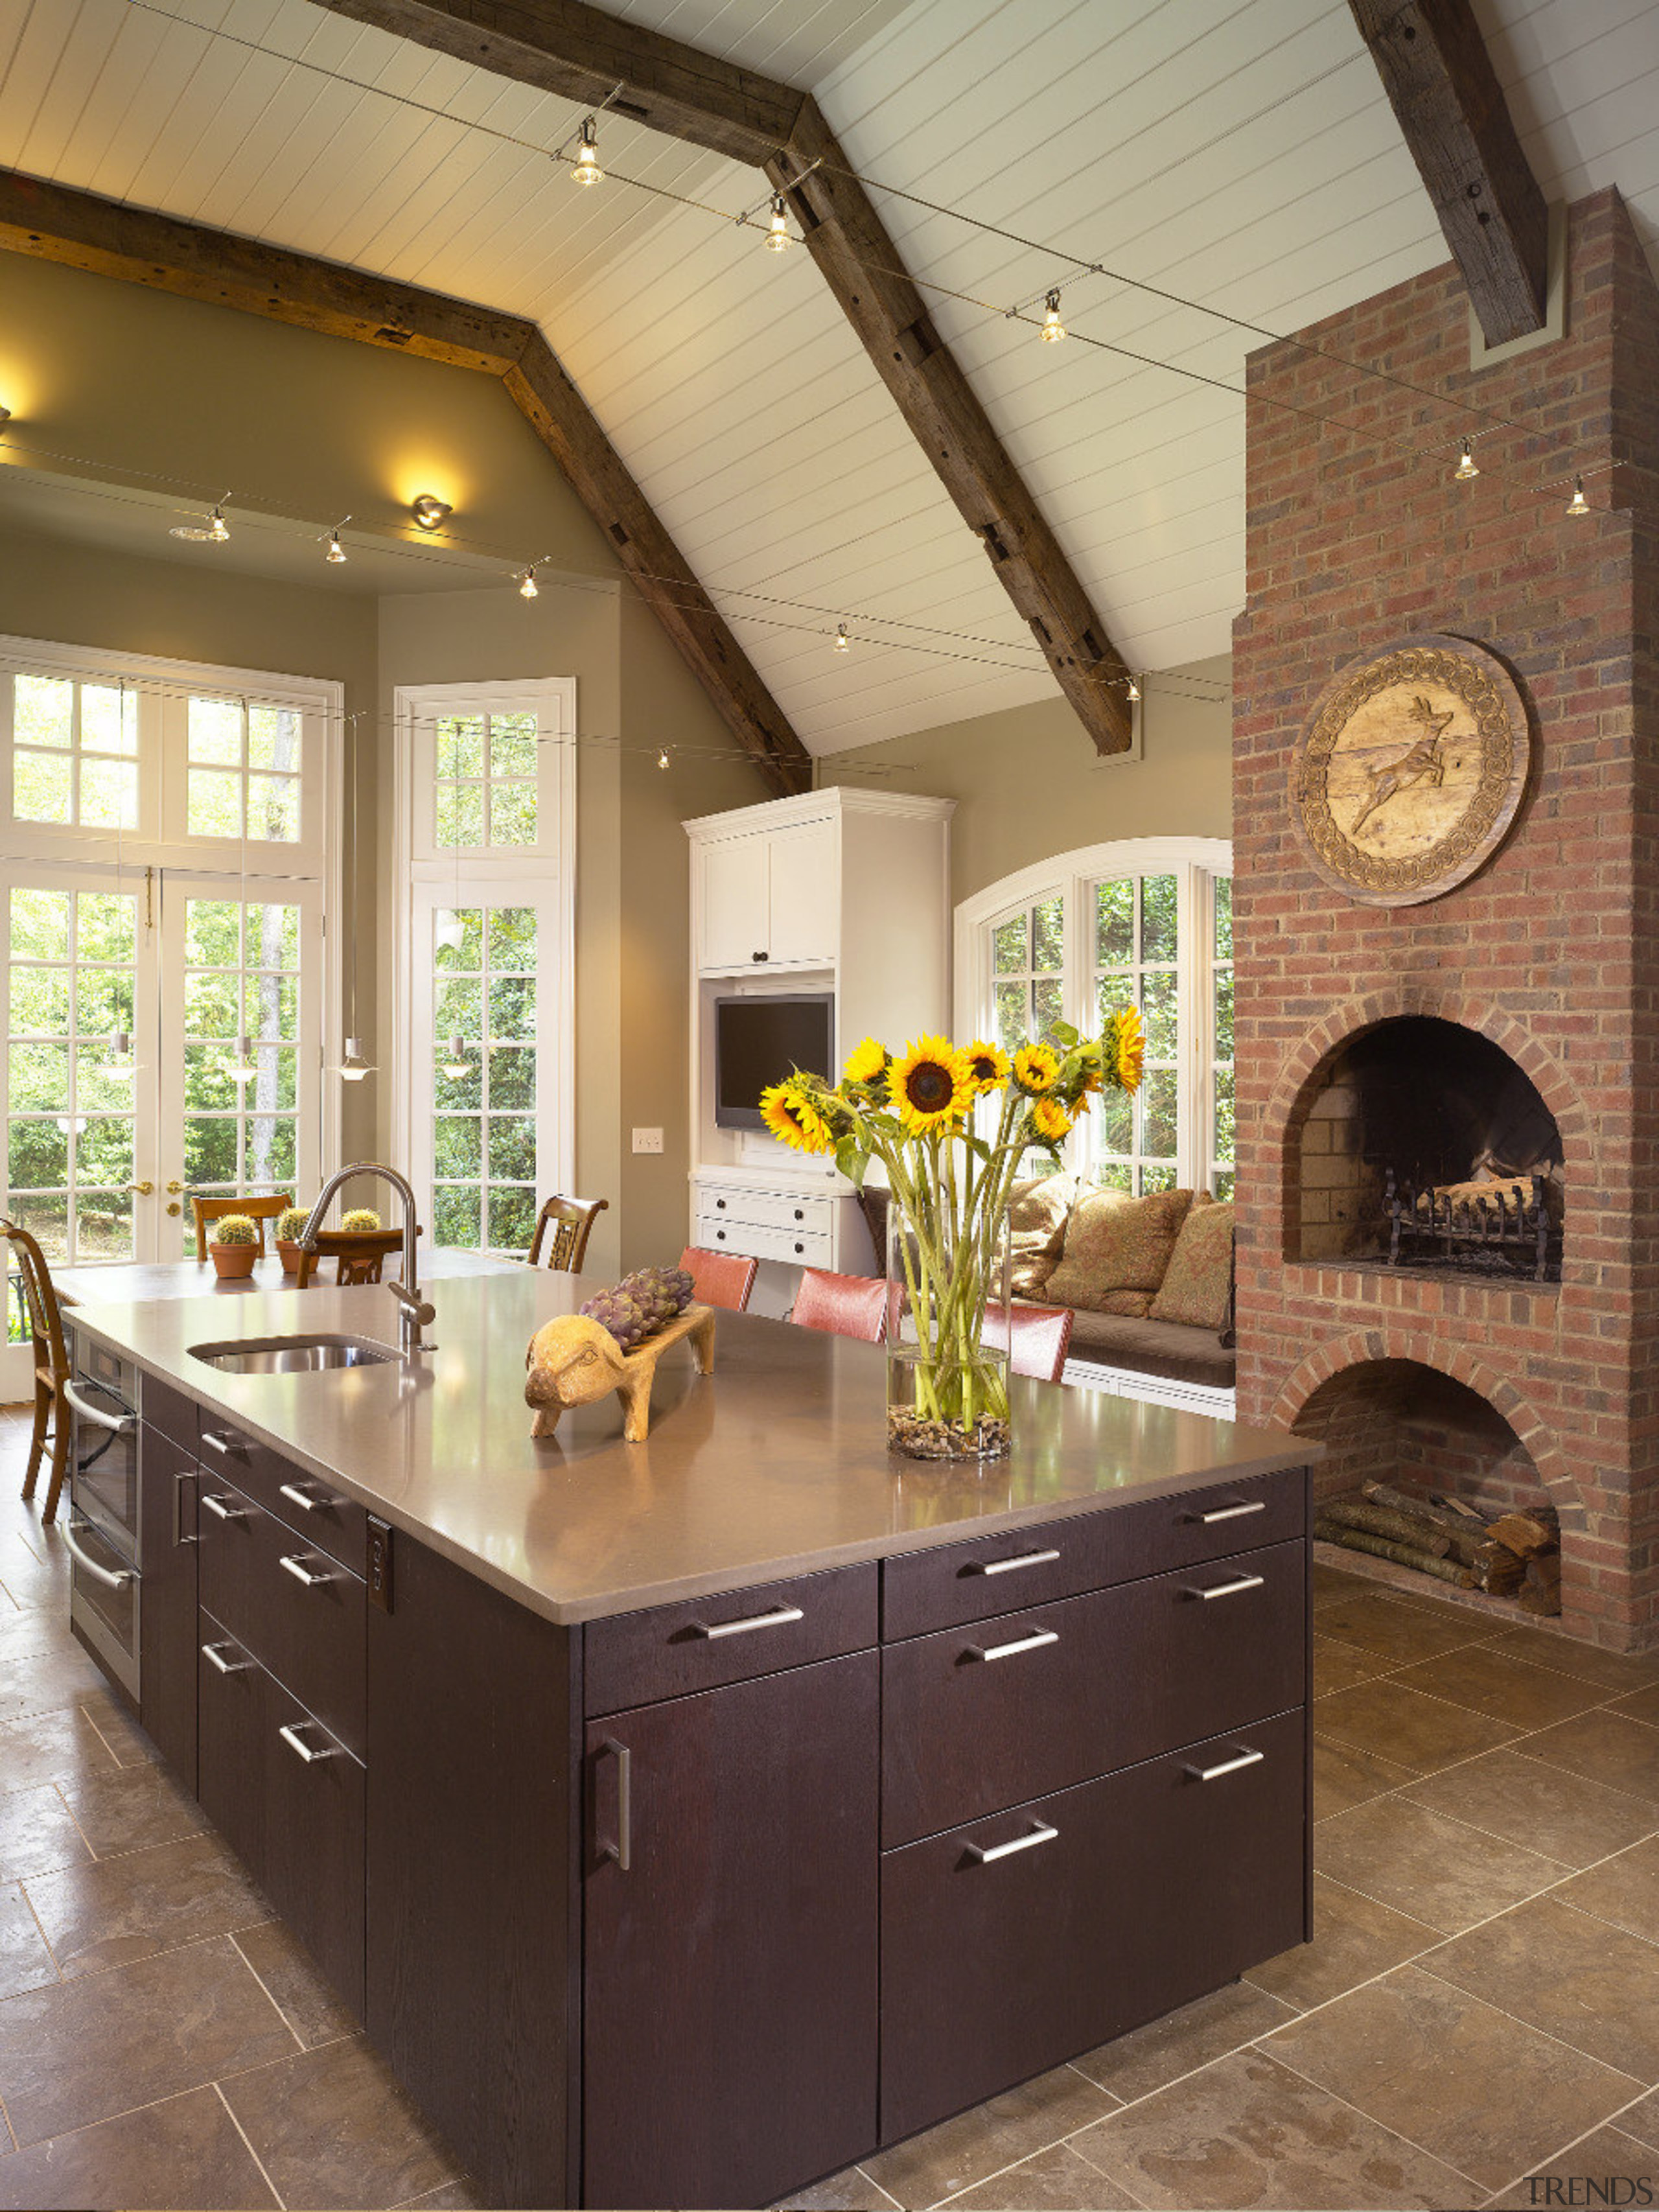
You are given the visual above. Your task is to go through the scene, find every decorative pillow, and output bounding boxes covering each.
[1045,1187,1194,1312]
[1150,1200,1236,1331]
[1006,1174,1079,1297]
[1097,1288,1154,1317]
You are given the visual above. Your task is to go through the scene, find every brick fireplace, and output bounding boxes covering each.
[1233,189,1659,1651]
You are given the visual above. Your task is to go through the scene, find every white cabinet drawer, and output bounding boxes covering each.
[695,1216,834,1268]
[699,1186,836,1236]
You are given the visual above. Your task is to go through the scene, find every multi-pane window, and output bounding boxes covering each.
[180,898,301,1240]
[991,894,1064,1053]
[435,712,539,849]
[187,697,301,843]
[5,885,138,1263]
[11,675,138,830]
[431,906,538,1255]
[1092,874,1180,1194]
[1211,881,1235,1198]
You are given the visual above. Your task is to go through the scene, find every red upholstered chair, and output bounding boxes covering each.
[789,1267,888,1344]
[680,1246,759,1314]
[979,1300,1074,1384]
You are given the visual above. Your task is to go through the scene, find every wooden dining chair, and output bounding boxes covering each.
[192,1192,293,1261]
[296,1228,415,1288]
[789,1267,888,1344]
[679,1246,760,1314]
[979,1300,1075,1384]
[3,1219,72,1524]
[528,1194,610,1273]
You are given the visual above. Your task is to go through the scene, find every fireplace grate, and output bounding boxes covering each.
[1385,1170,1560,1283]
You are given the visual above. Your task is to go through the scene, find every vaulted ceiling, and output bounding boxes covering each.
[3,0,1656,752]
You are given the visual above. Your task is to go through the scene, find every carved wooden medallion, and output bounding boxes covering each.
[1292,634,1531,907]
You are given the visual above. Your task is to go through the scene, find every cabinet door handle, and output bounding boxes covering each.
[279,1721,341,1764]
[172,1468,197,1547]
[597,1738,632,1870]
[966,1819,1059,1865]
[202,1430,247,1459]
[200,1493,247,1522]
[1186,1572,1265,1601]
[964,1627,1058,1662]
[201,1640,253,1675]
[279,1553,334,1588]
[691,1603,804,1640]
[62,1380,135,1436]
[968,1546,1061,1578]
[278,1482,323,1513]
[752,950,769,962]
[1188,1499,1265,1524]
[1185,1747,1266,1784]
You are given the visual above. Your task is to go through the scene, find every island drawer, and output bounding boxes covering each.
[585,1563,879,1716]
[197,1477,366,1760]
[141,1373,200,1454]
[196,1419,367,1571]
[879,1705,1306,2147]
[881,1538,1305,1848]
[881,1467,1306,1642]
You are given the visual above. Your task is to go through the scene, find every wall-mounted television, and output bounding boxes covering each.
[713,994,835,1131]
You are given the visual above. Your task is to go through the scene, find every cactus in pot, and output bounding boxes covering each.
[275,1204,311,1275]
[342,1207,382,1233]
[209,1211,260,1280]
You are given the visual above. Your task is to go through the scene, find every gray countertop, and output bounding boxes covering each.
[65,1269,1314,1626]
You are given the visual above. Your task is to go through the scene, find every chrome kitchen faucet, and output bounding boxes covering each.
[300,1163,437,1356]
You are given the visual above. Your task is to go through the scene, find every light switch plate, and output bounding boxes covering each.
[631,1126,664,1155]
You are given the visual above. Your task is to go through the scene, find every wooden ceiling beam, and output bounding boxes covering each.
[305,0,1134,754]
[1348,0,1548,347]
[0,167,811,797]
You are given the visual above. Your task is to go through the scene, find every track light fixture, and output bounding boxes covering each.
[325,520,349,564]
[1454,439,1479,482]
[1568,476,1590,516]
[1041,290,1067,343]
[209,502,231,541]
[657,747,671,770]
[573,117,602,186]
[518,568,539,600]
[411,494,452,531]
[835,621,850,653]
[765,195,791,252]
[1126,676,1141,702]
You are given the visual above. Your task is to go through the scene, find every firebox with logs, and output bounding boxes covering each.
[1314,1483,1562,1614]
[1385,1166,1560,1283]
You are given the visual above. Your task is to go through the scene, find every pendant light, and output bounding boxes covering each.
[572,116,603,186]
[334,710,375,1082]
[231,723,257,1087]
[1040,290,1067,343]
[441,1035,474,1079]
[765,195,791,252]
[101,688,139,1080]
[1567,476,1590,516]
[1454,439,1479,482]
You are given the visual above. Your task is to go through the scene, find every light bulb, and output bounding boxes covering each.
[1126,675,1141,702]
[835,621,850,653]
[1454,439,1479,482]
[1041,289,1067,343]
[441,1034,473,1079]
[337,1035,373,1082]
[518,568,539,600]
[229,1034,259,1082]
[657,747,670,770]
[1568,476,1590,516]
[765,195,791,252]
[326,530,347,565]
[573,117,602,186]
[209,505,230,541]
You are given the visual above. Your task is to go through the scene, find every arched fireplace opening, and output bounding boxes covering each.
[1293,1016,1563,1279]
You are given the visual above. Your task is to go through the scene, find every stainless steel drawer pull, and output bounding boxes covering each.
[279,1482,322,1513]
[200,1493,246,1522]
[279,1554,334,1588]
[279,1722,341,1764]
[1190,1499,1266,1524]
[202,1430,247,1458]
[599,1738,633,1871]
[968,1547,1061,1577]
[62,1519,136,1589]
[1186,1747,1266,1784]
[1187,1572,1266,1601]
[692,1603,804,1640]
[964,1627,1059,1662]
[967,1819,1060,1864]
[201,1640,253,1675]
[62,1380,136,1436]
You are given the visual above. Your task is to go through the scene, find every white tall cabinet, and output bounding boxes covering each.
[685,787,954,1293]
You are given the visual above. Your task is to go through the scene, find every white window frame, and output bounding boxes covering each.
[391,679,576,1206]
[954,836,1232,1194]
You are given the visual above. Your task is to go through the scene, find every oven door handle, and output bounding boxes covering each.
[63,1380,136,1436]
[62,1518,137,1590]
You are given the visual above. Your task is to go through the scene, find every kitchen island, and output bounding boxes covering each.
[64,1266,1314,2211]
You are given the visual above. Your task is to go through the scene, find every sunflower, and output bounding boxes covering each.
[964,1038,1011,1093]
[760,1078,833,1155]
[1030,1095,1073,1144]
[1012,1040,1060,1095]
[889,1036,973,1134]
[843,1035,888,1086]
[1109,1005,1146,1092]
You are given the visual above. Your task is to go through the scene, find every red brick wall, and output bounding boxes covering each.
[1233,189,1659,1649]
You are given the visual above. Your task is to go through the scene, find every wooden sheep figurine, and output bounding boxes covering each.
[525,1306,716,1443]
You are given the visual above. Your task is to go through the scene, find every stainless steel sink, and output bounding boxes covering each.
[187,1334,399,1374]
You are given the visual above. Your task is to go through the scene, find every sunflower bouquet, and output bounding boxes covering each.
[760,1010,1145,1460]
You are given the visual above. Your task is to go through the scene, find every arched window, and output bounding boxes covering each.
[955,837,1233,1196]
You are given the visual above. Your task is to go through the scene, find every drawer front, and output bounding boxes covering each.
[879,1706,1306,2146]
[881,1539,1305,1848]
[198,1478,366,1759]
[140,1373,199,1454]
[693,1215,833,1268]
[882,1468,1306,1641]
[699,1186,837,1236]
[585,1563,879,1716]
[196,1419,367,1572]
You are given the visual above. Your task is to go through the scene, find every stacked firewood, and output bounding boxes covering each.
[1314,1482,1562,1614]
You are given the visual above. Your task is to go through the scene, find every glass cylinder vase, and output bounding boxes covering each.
[885,1198,1012,1463]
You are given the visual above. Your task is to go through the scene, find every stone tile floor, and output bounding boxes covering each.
[2,1406,1657,2211]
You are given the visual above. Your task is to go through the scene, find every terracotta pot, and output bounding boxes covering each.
[209,1242,258,1279]
[277,1239,303,1276]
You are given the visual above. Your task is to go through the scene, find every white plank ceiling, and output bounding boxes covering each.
[2,0,1656,752]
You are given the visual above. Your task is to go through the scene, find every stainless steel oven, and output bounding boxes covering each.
[64,1333,141,1699]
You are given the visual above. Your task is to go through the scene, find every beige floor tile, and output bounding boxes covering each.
[947,2141,1139,2211]
[0,1877,58,1999]
[1314,1634,1398,1697]
[1522,1711,1659,1802]
[1313,1563,1377,1602]
[232,1920,357,2049]
[1397,1746,1659,1869]
[1262,1962,1643,2191]
[1244,1874,1441,2011]
[1071,1979,1297,2101]
[774,2165,903,2211]
[1555,1835,1659,1944]
[1315,1793,1568,1933]
[1312,1736,1417,1821]
[51,1759,205,1857]
[1071,2045,1472,2210]
[0,1784,91,1885]
[0,1706,124,1793]
[1483,1627,1659,1695]
[24,1830,269,1981]
[1426,1893,1659,2079]
[1387,1642,1612,1729]
[0,1642,106,1727]
[864,2066,1118,2211]
[1481,2124,1656,2211]
[1310,1590,1500,1664]
[219,2034,462,2212]
[0,2084,279,2211]
[1618,2088,1659,2154]
[1610,1682,1659,1729]
[393,2185,486,2212]
[1314,1678,1522,1775]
